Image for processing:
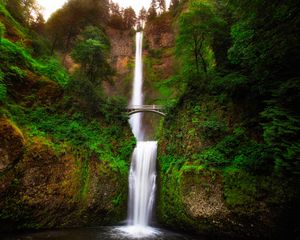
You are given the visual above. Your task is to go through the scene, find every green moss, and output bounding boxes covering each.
[157,164,192,229]
[76,157,90,200]
[0,70,6,101]
[112,193,122,207]
[0,3,27,39]
[0,38,69,87]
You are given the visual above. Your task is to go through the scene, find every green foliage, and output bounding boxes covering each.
[199,114,228,140]
[5,104,132,173]
[112,193,122,207]
[66,72,127,121]
[209,72,248,101]
[71,26,111,84]
[46,0,109,52]
[192,148,226,167]
[262,106,300,174]
[0,21,5,40]
[222,166,295,208]
[0,38,69,87]
[37,57,69,86]
[0,38,34,68]
[29,34,50,57]
[176,2,225,76]
[0,2,28,39]
[157,165,194,230]
[77,157,90,199]
[0,70,6,101]
[4,0,40,26]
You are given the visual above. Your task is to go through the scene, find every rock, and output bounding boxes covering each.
[0,136,128,231]
[104,28,134,97]
[0,118,25,171]
[6,71,63,106]
[182,172,229,219]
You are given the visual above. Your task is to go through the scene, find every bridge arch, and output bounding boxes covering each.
[128,109,166,116]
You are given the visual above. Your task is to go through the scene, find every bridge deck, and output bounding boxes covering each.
[126,105,165,116]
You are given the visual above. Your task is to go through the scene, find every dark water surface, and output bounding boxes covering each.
[1,226,204,240]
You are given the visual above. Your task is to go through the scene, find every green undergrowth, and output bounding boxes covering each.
[0,3,27,39]
[1,103,135,174]
[158,93,299,227]
[0,38,69,87]
[157,163,195,230]
[0,3,134,177]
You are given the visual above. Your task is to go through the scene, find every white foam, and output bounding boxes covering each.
[116,225,160,239]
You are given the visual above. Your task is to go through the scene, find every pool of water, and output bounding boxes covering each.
[1,226,203,240]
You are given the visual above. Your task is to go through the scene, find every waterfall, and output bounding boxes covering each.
[129,32,144,141]
[128,141,157,226]
[123,31,158,236]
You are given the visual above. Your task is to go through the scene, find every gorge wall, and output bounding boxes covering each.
[0,4,135,232]
[104,27,135,99]
[156,98,298,239]
[143,13,176,105]
[0,117,129,231]
[142,6,300,240]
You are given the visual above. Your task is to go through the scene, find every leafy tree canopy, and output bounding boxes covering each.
[71,26,111,84]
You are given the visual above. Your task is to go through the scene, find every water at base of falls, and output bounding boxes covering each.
[2,226,202,240]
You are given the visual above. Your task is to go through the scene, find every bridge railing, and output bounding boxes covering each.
[126,105,164,110]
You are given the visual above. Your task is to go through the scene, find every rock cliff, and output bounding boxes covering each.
[104,27,135,99]
[0,122,128,231]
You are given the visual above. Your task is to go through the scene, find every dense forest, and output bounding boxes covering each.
[153,0,300,238]
[0,0,299,239]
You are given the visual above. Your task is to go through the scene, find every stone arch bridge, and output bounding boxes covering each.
[125,105,166,116]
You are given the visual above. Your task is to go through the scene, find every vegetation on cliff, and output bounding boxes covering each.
[0,0,134,231]
[153,0,300,238]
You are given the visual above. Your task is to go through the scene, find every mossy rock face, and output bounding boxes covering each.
[0,118,25,171]
[7,71,63,106]
[0,134,128,231]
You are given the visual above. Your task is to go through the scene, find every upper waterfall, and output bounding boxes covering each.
[129,32,144,141]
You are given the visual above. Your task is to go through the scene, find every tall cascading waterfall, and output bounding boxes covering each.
[126,32,158,235]
[129,32,144,141]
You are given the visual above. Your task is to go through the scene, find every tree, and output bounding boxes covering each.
[169,0,180,12]
[136,7,147,29]
[147,0,157,21]
[109,2,124,29]
[46,0,109,54]
[139,7,147,22]
[177,2,225,75]
[5,0,40,25]
[123,7,136,29]
[226,0,300,174]
[71,26,112,84]
[157,0,166,13]
[30,13,45,35]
